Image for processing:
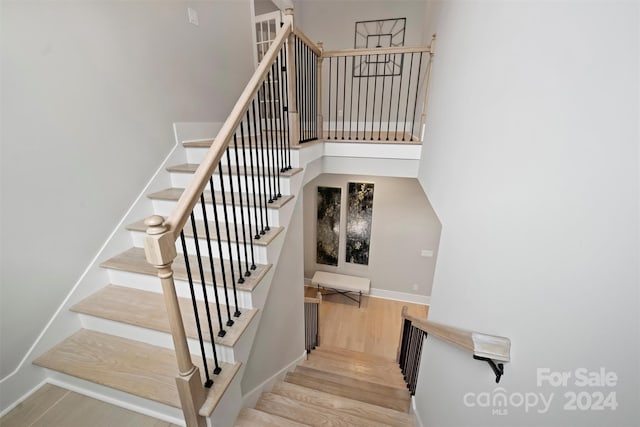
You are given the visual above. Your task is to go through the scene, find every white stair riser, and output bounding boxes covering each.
[151,199,281,227]
[46,373,185,425]
[128,230,269,264]
[186,146,292,168]
[78,315,237,363]
[169,171,291,196]
[106,269,255,310]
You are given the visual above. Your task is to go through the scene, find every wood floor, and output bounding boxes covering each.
[305,286,429,360]
[0,384,179,427]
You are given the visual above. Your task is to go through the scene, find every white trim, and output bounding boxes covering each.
[46,378,185,426]
[370,288,431,305]
[0,379,48,418]
[304,278,430,305]
[0,142,179,386]
[241,350,306,409]
[412,396,425,427]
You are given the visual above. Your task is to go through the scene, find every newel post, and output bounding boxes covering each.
[317,41,324,139]
[284,8,300,145]
[144,215,206,427]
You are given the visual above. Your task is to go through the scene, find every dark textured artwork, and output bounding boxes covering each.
[346,182,374,265]
[316,186,342,266]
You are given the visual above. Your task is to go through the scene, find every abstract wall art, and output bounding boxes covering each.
[346,182,375,265]
[316,186,342,266]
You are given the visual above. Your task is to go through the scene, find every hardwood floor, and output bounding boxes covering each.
[305,286,429,360]
[0,384,179,427]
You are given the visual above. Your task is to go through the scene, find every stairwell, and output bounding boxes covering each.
[237,346,414,426]
[32,136,307,425]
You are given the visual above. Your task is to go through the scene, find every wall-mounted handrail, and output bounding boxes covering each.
[399,306,511,388]
[402,309,511,362]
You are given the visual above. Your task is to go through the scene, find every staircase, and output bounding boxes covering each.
[237,346,414,426]
[32,135,304,424]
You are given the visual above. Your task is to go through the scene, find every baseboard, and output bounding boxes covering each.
[0,379,48,418]
[412,395,425,427]
[369,288,431,305]
[241,350,307,410]
[304,279,430,306]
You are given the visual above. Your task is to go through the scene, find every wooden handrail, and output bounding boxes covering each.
[402,309,511,362]
[323,45,432,58]
[304,291,322,304]
[164,15,294,240]
[293,27,322,56]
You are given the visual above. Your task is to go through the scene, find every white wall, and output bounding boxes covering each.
[241,196,305,393]
[303,174,441,297]
[0,0,255,379]
[416,1,639,426]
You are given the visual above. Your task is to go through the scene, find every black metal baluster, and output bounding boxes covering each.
[218,156,241,317]
[387,53,396,141]
[399,318,411,371]
[277,49,286,171]
[254,95,267,234]
[379,54,386,140]
[328,56,332,140]
[248,104,263,238]
[228,139,247,283]
[395,53,405,140]
[295,37,302,143]
[179,230,213,387]
[371,54,379,140]
[334,54,339,139]
[341,56,347,140]
[199,195,226,338]
[268,63,281,199]
[260,81,275,204]
[238,121,256,272]
[209,177,233,327]
[411,330,425,395]
[349,56,354,140]
[403,53,415,141]
[410,52,424,141]
[356,55,362,140]
[363,55,371,139]
[281,45,292,168]
[188,212,221,375]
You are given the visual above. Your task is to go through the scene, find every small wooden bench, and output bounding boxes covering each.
[311,271,370,308]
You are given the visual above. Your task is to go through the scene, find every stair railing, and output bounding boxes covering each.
[397,306,511,395]
[322,35,436,142]
[142,9,321,427]
[304,291,322,353]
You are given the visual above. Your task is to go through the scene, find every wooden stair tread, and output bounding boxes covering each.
[314,346,396,364]
[182,134,290,148]
[286,369,409,413]
[272,381,413,427]
[126,217,283,246]
[100,247,270,292]
[256,392,388,427]
[303,353,408,390]
[33,329,239,410]
[235,407,308,427]
[167,163,303,178]
[148,187,293,209]
[71,285,257,347]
